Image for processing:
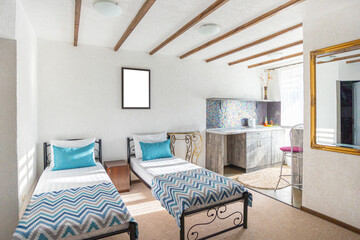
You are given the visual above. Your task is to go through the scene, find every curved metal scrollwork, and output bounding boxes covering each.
[185,135,193,161]
[168,131,203,165]
[170,135,176,156]
[94,149,100,160]
[47,152,52,166]
[186,205,243,240]
[130,145,135,155]
[190,132,203,165]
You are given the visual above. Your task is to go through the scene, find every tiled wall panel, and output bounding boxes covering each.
[206,99,281,128]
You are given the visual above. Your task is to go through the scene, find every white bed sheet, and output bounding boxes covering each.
[34,162,111,195]
[130,157,201,186]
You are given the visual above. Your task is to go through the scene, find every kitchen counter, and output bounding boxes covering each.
[206,126,283,135]
[206,126,285,174]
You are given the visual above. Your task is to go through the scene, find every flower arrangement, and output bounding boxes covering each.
[260,69,273,87]
[260,69,273,100]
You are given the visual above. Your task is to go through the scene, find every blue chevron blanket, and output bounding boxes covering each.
[151,168,253,228]
[13,183,138,240]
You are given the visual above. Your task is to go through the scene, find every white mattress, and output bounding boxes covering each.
[130,157,202,186]
[34,162,111,195]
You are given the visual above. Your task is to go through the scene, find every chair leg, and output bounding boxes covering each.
[275,152,286,191]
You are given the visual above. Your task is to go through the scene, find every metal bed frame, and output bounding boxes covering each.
[127,132,249,240]
[43,139,136,240]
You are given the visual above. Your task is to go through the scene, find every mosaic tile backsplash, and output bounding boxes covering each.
[206,99,281,128]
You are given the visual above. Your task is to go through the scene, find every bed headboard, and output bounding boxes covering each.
[127,131,203,165]
[43,139,102,170]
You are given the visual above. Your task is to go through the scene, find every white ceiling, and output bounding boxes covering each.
[20,0,358,68]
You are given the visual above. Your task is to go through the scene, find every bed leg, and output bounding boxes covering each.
[129,222,136,240]
[180,213,185,240]
[243,192,249,229]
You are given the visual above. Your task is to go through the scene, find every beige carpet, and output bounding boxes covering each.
[237,167,291,190]
[105,182,359,240]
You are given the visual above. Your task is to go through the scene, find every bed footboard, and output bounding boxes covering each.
[180,192,248,240]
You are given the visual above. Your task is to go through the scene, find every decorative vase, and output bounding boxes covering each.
[264,86,268,100]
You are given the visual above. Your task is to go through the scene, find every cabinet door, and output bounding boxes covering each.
[246,138,260,169]
[107,166,130,192]
[257,138,272,166]
[271,130,285,164]
[246,132,272,169]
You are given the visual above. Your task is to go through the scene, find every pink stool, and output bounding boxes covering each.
[280,146,303,153]
[275,124,304,192]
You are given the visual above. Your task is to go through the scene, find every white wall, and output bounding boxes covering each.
[16,0,38,212]
[0,1,38,237]
[0,38,18,240]
[302,0,360,228]
[0,2,18,238]
[37,39,261,174]
[0,0,16,39]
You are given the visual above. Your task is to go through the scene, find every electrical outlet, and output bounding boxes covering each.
[22,194,26,202]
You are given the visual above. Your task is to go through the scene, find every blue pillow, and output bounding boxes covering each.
[52,143,96,171]
[140,139,173,161]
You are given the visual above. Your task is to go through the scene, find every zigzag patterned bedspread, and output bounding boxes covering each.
[151,168,253,228]
[13,182,138,240]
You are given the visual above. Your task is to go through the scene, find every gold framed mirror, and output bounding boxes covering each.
[310,39,360,155]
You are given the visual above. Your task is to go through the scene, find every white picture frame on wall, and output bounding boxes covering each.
[122,67,151,109]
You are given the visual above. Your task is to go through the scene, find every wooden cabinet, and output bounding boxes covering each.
[105,160,130,193]
[206,129,285,174]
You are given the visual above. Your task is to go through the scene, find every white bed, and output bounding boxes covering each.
[13,140,138,240]
[127,134,250,240]
[20,163,134,240]
[130,156,201,186]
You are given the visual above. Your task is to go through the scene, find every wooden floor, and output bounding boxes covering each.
[224,165,302,208]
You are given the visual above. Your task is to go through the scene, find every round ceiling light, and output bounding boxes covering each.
[198,24,220,35]
[94,0,122,17]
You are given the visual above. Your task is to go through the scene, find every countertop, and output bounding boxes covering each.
[206,126,283,135]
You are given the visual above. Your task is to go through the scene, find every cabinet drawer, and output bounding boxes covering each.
[246,131,271,139]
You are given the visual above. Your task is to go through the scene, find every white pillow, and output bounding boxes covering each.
[132,132,167,159]
[50,138,96,168]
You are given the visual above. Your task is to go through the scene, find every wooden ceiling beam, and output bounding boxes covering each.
[317,53,360,64]
[206,23,302,62]
[149,0,229,55]
[179,0,304,59]
[74,0,81,46]
[228,40,303,66]
[114,0,156,51]
[247,52,303,69]
[346,58,360,64]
